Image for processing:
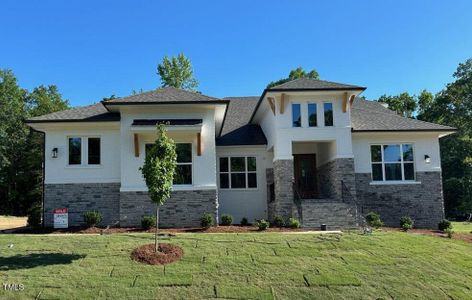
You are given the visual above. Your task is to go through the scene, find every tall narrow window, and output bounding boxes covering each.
[370,144,415,181]
[174,143,192,185]
[87,138,101,165]
[324,102,333,126]
[308,103,317,127]
[68,137,82,165]
[292,104,301,127]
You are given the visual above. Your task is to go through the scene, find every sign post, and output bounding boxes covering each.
[53,208,68,229]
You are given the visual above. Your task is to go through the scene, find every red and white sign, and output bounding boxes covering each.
[53,208,68,228]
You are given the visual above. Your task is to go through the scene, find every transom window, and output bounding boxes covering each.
[68,136,101,166]
[146,143,192,185]
[219,156,257,189]
[371,144,415,181]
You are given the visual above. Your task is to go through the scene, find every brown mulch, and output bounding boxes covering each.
[9,225,312,234]
[130,243,183,265]
[383,227,472,243]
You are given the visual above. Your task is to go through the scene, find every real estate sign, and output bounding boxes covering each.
[53,208,68,228]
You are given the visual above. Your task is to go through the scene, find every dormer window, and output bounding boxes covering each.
[292,104,301,127]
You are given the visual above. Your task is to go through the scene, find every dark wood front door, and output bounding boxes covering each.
[294,154,317,199]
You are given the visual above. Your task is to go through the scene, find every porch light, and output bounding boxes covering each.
[52,148,58,158]
[424,154,431,164]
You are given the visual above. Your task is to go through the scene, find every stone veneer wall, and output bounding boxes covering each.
[272,160,294,220]
[355,172,445,228]
[317,158,356,200]
[266,168,275,221]
[44,183,120,227]
[120,189,218,228]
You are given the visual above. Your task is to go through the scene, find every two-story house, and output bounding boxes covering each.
[27,78,455,228]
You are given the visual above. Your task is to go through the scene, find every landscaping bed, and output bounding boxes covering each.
[131,243,184,265]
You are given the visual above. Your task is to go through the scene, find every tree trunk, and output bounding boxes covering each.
[155,205,159,252]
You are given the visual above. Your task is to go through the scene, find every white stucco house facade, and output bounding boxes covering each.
[27,78,455,228]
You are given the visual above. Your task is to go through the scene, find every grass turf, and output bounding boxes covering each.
[452,221,472,233]
[0,231,471,299]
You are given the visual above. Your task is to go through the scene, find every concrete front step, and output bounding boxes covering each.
[299,199,359,229]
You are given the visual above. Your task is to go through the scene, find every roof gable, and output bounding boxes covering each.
[268,78,366,91]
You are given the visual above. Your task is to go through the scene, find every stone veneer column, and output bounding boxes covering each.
[273,159,294,220]
[317,158,356,201]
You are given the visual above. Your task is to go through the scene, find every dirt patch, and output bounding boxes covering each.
[131,243,183,265]
[383,227,472,243]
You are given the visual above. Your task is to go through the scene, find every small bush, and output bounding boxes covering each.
[438,219,452,232]
[365,212,384,228]
[27,204,42,228]
[444,227,454,239]
[272,216,285,227]
[288,218,301,229]
[256,219,269,231]
[83,211,103,227]
[240,217,249,226]
[400,216,414,231]
[200,213,214,228]
[141,216,156,229]
[220,214,233,226]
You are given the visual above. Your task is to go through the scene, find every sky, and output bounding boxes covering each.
[2,0,472,106]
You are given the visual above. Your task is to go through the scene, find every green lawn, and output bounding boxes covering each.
[452,222,472,233]
[0,231,471,299]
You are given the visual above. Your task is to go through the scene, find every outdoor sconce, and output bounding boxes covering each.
[52,148,58,158]
[424,154,431,164]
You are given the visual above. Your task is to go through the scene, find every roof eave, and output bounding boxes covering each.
[103,100,229,106]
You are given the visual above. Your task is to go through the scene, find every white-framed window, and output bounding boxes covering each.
[308,103,317,127]
[219,156,257,189]
[145,142,193,185]
[370,143,415,182]
[292,103,301,127]
[68,136,101,166]
[323,102,334,126]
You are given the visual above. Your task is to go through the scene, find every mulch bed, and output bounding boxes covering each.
[130,243,183,265]
[383,227,472,243]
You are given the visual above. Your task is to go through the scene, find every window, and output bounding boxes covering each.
[292,104,301,127]
[324,102,333,126]
[88,138,101,165]
[68,137,101,166]
[219,156,257,189]
[371,144,415,181]
[68,137,82,165]
[308,103,317,127]
[145,143,193,185]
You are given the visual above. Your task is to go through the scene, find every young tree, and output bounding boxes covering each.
[140,124,177,252]
[267,67,320,88]
[156,54,199,91]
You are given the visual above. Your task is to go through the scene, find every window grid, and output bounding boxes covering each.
[371,143,415,182]
[219,156,257,189]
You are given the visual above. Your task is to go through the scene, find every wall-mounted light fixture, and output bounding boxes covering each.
[424,154,431,164]
[52,148,58,158]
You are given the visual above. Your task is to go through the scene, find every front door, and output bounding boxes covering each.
[294,154,317,199]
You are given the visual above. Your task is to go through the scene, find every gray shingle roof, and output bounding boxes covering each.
[268,78,366,91]
[217,96,267,146]
[27,103,120,123]
[132,119,203,126]
[103,87,224,105]
[351,98,456,132]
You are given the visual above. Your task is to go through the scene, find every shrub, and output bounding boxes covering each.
[365,212,384,228]
[288,218,301,229]
[400,216,414,231]
[83,211,103,227]
[220,214,233,226]
[438,219,452,232]
[200,213,214,228]
[240,217,249,226]
[27,204,42,228]
[141,216,157,229]
[256,219,269,231]
[272,216,285,227]
[444,227,454,239]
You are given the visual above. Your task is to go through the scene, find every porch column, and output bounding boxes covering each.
[272,159,294,220]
